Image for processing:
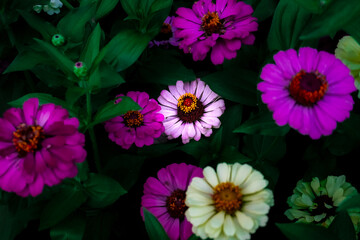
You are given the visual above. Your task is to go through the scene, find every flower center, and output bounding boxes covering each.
[311,195,336,221]
[123,111,144,128]
[166,189,187,219]
[289,70,328,106]
[12,123,44,157]
[177,93,204,123]
[212,182,242,215]
[154,23,173,41]
[202,11,223,36]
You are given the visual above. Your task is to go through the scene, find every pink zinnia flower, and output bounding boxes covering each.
[104,91,165,149]
[149,16,180,47]
[141,163,203,240]
[173,0,258,65]
[258,47,357,139]
[158,79,225,144]
[0,98,86,197]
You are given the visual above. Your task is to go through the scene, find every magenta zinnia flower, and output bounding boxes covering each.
[150,16,180,47]
[158,79,225,144]
[104,91,165,149]
[0,98,86,197]
[173,0,258,65]
[141,163,203,240]
[258,47,357,139]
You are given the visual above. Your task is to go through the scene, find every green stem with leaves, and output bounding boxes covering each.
[85,82,101,172]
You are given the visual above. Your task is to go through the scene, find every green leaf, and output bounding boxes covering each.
[219,104,243,147]
[276,223,339,240]
[253,0,277,22]
[139,49,195,85]
[103,154,145,190]
[292,0,329,14]
[18,10,56,41]
[344,18,360,45]
[91,96,141,126]
[143,208,170,240]
[337,194,360,212]
[95,0,119,19]
[301,0,360,40]
[219,145,252,164]
[4,49,48,73]
[98,62,125,88]
[50,214,86,240]
[65,86,87,106]
[243,135,286,163]
[233,111,290,136]
[39,185,88,230]
[80,23,102,68]
[203,68,258,106]
[97,29,152,72]
[267,0,312,51]
[119,0,140,18]
[84,173,127,208]
[329,210,356,240]
[32,65,74,88]
[34,38,75,78]
[57,4,97,42]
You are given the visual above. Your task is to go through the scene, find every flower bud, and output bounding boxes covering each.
[51,34,65,47]
[74,62,88,78]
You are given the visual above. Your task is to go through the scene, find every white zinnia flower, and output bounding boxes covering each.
[185,162,274,240]
[285,175,360,233]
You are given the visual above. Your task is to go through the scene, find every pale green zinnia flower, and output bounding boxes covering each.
[33,0,63,15]
[285,175,360,233]
[335,36,360,98]
[185,162,274,240]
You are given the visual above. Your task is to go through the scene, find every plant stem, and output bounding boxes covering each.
[85,84,102,172]
[61,0,74,10]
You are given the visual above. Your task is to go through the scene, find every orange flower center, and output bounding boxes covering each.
[289,70,328,106]
[177,93,204,123]
[212,182,242,215]
[202,11,223,35]
[123,111,144,128]
[161,23,172,34]
[12,123,44,157]
[166,189,187,219]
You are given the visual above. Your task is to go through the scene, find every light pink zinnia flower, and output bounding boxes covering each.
[104,91,165,149]
[258,47,356,139]
[141,163,203,240]
[174,0,258,65]
[158,79,225,144]
[0,98,86,197]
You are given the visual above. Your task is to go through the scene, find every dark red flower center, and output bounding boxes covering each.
[202,11,224,36]
[289,70,328,106]
[311,195,336,221]
[212,182,243,215]
[154,23,173,41]
[166,189,187,219]
[12,123,44,157]
[177,93,204,123]
[123,111,144,128]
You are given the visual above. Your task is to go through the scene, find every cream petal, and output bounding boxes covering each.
[189,177,214,194]
[186,192,213,206]
[235,211,254,231]
[233,164,253,186]
[203,166,219,188]
[223,215,236,236]
[243,202,270,215]
[230,163,242,183]
[205,219,222,239]
[209,211,226,229]
[186,211,215,227]
[187,205,215,218]
[241,179,268,195]
[217,162,231,183]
